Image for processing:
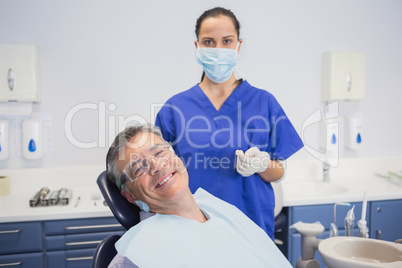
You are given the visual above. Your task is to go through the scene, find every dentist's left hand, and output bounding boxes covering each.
[236,147,270,177]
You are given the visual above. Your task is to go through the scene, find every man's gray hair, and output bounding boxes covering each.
[106,124,164,190]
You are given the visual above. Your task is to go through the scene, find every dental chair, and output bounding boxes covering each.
[272,182,287,246]
[91,171,287,267]
[91,170,141,268]
[90,235,121,268]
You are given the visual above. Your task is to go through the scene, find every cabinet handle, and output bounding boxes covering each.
[65,240,102,246]
[0,229,21,234]
[66,256,93,261]
[0,262,22,267]
[65,223,121,230]
[376,229,382,240]
[377,207,382,212]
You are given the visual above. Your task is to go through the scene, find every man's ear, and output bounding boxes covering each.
[121,190,136,204]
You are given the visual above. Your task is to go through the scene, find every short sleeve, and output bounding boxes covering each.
[266,96,304,160]
[155,101,175,144]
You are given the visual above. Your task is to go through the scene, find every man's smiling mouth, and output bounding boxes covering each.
[156,172,175,188]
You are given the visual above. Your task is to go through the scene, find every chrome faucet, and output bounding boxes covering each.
[323,162,330,182]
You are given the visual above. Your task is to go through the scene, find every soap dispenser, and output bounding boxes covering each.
[320,120,338,161]
[319,101,339,167]
[22,118,43,160]
[345,115,363,150]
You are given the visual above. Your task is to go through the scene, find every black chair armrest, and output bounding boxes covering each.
[91,234,121,268]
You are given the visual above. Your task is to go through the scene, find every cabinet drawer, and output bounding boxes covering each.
[0,222,43,254]
[46,248,95,268]
[45,230,124,251]
[0,252,43,268]
[370,199,402,241]
[44,217,124,235]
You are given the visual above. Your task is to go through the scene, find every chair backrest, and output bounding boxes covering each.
[272,182,287,242]
[271,181,284,218]
[91,235,121,268]
[96,170,141,230]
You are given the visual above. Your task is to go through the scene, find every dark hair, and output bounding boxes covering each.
[195,7,242,84]
[195,7,241,41]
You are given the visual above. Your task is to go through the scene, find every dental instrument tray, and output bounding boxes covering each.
[29,187,72,207]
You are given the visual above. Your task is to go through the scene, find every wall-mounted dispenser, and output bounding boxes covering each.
[0,120,9,160]
[23,118,43,160]
[320,102,339,154]
[0,44,41,102]
[319,102,339,167]
[321,52,366,102]
[344,115,363,150]
[320,120,338,155]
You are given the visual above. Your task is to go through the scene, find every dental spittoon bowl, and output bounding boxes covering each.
[318,236,402,268]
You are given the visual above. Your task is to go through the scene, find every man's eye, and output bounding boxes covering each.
[128,161,137,171]
[130,159,149,177]
[132,165,146,177]
[155,149,170,158]
[154,150,164,157]
[130,166,140,177]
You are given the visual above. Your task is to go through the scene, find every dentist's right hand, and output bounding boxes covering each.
[236,147,270,177]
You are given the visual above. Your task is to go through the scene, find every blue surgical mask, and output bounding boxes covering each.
[196,43,239,83]
[135,200,150,213]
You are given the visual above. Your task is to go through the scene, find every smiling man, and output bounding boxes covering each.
[105,124,292,268]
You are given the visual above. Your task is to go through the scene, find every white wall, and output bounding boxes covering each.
[0,0,401,169]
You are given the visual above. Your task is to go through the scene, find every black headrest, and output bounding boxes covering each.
[97,170,140,230]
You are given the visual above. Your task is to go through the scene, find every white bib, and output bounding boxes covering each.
[116,188,291,268]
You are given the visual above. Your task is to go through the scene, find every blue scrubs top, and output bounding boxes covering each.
[155,80,303,239]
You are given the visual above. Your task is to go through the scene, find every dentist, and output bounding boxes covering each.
[155,7,303,239]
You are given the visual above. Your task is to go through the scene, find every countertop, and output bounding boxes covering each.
[282,175,402,207]
[1,156,402,223]
[281,156,402,207]
[0,166,112,223]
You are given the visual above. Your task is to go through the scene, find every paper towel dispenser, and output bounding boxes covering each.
[321,51,366,102]
[0,44,41,102]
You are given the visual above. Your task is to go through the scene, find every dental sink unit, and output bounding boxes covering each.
[293,222,402,268]
[319,236,402,268]
[291,190,402,268]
